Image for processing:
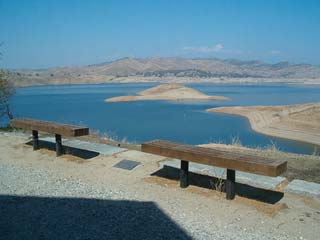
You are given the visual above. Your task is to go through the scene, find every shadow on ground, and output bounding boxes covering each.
[26,140,99,160]
[152,166,284,204]
[0,195,191,240]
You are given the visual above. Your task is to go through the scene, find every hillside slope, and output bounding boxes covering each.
[7,57,320,86]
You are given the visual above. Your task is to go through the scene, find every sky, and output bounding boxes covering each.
[1,0,320,69]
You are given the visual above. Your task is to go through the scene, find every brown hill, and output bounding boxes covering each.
[7,57,320,86]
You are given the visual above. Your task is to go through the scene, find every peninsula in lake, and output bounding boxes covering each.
[207,103,320,145]
[106,83,229,102]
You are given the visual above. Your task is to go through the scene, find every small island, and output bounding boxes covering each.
[207,103,320,145]
[105,83,229,102]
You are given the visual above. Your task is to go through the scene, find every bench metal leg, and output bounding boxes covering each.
[32,130,39,150]
[55,134,63,156]
[180,160,189,188]
[226,169,236,200]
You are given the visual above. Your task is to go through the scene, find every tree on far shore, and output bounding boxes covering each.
[0,43,15,122]
[0,69,15,120]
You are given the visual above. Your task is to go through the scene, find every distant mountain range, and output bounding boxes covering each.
[7,57,320,86]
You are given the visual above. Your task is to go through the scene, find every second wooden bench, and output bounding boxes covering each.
[142,140,287,200]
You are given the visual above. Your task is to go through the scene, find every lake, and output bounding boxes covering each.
[10,83,320,155]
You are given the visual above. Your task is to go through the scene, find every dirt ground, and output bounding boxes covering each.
[105,83,228,102]
[1,133,320,239]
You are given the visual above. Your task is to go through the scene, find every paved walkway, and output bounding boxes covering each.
[41,137,126,156]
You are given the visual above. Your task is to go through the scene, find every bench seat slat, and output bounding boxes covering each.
[142,140,287,177]
[148,141,279,165]
[148,140,285,166]
[10,118,89,137]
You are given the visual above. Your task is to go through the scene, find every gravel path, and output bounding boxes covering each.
[0,163,191,240]
[0,163,297,240]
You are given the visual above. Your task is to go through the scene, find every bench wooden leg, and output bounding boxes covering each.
[180,160,189,188]
[32,130,39,150]
[55,134,63,156]
[226,169,236,200]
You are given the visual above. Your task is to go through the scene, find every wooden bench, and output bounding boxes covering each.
[142,140,287,200]
[10,118,89,156]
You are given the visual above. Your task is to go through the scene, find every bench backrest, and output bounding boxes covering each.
[142,140,287,177]
[10,118,89,137]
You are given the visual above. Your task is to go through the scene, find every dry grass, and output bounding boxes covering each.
[230,135,242,147]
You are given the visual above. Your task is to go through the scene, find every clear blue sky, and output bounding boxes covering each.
[1,0,320,69]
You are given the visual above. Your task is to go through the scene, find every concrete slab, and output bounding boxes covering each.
[0,131,30,139]
[160,159,287,190]
[113,160,141,170]
[115,150,166,164]
[41,137,126,156]
[285,180,320,198]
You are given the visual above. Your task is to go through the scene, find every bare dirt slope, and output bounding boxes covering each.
[106,83,229,102]
[8,57,320,86]
[207,103,320,145]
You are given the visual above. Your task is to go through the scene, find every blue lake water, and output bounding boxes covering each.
[10,83,320,155]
